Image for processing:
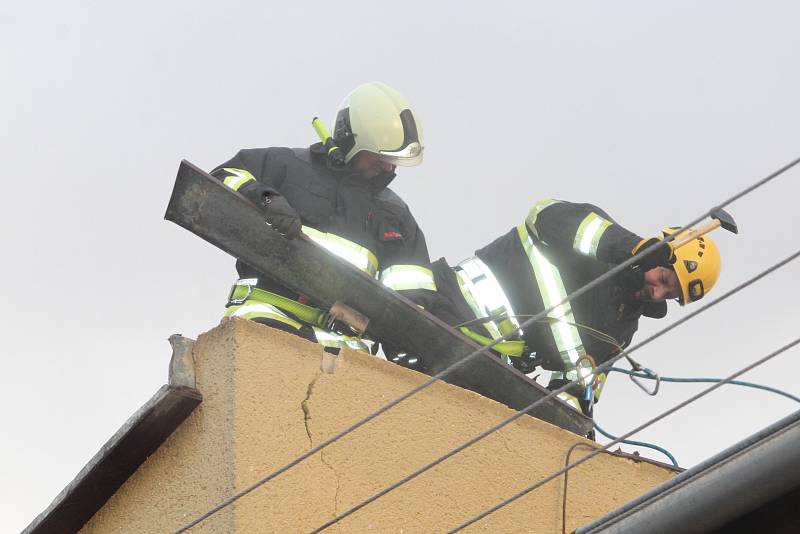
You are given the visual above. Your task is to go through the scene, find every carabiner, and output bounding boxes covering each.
[629,367,661,396]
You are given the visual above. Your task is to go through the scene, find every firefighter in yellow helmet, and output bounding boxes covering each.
[427,200,723,415]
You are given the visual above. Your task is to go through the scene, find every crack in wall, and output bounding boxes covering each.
[301,371,343,515]
[301,373,320,447]
[497,428,516,455]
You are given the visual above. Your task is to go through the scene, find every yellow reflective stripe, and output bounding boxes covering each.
[458,327,525,357]
[574,212,613,258]
[225,301,303,330]
[553,370,606,402]
[455,272,503,340]
[558,392,583,412]
[593,372,607,401]
[517,224,592,386]
[302,226,379,277]
[228,282,327,327]
[525,198,562,240]
[379,265,437,291]
[221,168,256,191]
[455,257,520,334]
[312,327,369,352]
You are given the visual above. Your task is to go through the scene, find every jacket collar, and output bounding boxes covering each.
[310,143,396,191]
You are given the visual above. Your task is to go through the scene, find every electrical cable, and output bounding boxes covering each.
[561,442,600,534]
[177,157,800,533]
[446,336,800,533]
[306,248,800,533]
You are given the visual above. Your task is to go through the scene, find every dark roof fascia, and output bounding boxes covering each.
[577,409,800,534]
[23,336,201,534]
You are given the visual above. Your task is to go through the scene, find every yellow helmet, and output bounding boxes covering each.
[662,227,721,305]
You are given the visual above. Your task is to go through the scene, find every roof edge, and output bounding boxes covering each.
[23,337,202,534]
[577,409,800,533]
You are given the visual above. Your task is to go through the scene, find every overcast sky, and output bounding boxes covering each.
[3,1,799,531]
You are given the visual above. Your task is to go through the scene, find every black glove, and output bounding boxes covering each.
[261,189,301,239]
[631,238,675,272]
[237,180,302,239]
[617,265,645,295]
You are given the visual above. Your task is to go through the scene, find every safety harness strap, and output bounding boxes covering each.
[227,281,328,328]
[458,327,526,357]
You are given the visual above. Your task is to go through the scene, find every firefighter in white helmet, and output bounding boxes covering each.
[211,82,452,353]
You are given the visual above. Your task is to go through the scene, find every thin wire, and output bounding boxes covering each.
[447,337,800,532]
[177,157,800,533]
[308,249,800,532]
[561,443,600,534]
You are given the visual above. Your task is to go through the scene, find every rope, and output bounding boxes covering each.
[307,249,800,532]
[447,337,800,532]
[593,368,800,467]
[607,367,800,403]
[177,156,800,533]
[593,422,678,466]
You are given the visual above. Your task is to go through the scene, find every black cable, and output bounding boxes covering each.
[447,337,800,533]
[561,443,600,534]
[176,156,800,533]
[306,248,800,532]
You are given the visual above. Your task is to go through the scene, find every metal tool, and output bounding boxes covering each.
[671,207,738,249]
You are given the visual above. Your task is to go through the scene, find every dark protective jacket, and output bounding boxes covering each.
[211,142,445,316]
[432,199,666,384]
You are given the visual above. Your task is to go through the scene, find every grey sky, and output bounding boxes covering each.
[2,1,799,531]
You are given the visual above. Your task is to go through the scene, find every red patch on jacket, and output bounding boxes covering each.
[383,231,403,240]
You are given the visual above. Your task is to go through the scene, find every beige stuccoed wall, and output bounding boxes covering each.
[82,319,675,533]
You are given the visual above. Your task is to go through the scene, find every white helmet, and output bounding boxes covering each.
[333,82,424,166]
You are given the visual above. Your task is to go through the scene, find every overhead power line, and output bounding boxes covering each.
[176,156,800,533]
[308,248,800,532]
[447,336,800,533]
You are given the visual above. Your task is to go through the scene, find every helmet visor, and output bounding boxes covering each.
[379,142,423,166]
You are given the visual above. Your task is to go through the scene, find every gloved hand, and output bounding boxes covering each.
[631,238,675,272]
[617,265,645,295]
[261,189,301,239]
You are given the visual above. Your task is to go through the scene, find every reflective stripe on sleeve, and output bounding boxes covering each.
[455,257,520,337]
[221,168,256,191]
[379,265,437,291]
[574,212,613,257]
[302,226,379,277]
[525,198,562,240]
[517,224,593,387]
